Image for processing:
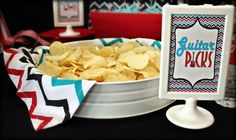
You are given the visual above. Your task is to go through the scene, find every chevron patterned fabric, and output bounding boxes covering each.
[88,0,176,27]
[89,0,176,13]
[3,47,96,130]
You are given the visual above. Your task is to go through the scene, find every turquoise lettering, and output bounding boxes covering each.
[209,42,215,50]
[177,36,215,57]
[177,36,187,57]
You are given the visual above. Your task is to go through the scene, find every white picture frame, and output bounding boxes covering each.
[159,4,234,100]
[53,0,84,27]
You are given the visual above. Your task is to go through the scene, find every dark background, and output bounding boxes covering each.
[0,0,91,35]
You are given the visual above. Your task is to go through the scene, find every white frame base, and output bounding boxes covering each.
[166,98,214,129]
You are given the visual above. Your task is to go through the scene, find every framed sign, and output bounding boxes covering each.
[53,0,84,27]
[159,4,234,129]
[160,4,234,100]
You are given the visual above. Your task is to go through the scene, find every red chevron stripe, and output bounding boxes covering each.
[169,89,216,92]
[5,49,18,68]
[200,18,225,22]
[218,27,225,30]
[4,49,24,89]
[17,91,53,131]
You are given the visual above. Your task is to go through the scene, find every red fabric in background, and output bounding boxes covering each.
[90,12,162,40]
[0,11,11,50]
[230,39,236,64]
[39,28,94,43]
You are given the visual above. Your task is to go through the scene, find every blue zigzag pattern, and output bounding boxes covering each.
[173,14,225,18]
[151,40,161,49]
[51,77,84,103]
[99,38,123,46]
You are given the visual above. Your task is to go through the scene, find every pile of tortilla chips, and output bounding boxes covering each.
[37,41,160,82]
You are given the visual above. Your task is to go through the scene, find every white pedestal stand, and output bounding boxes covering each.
[166,98,214,129]
[59,24,80,37]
